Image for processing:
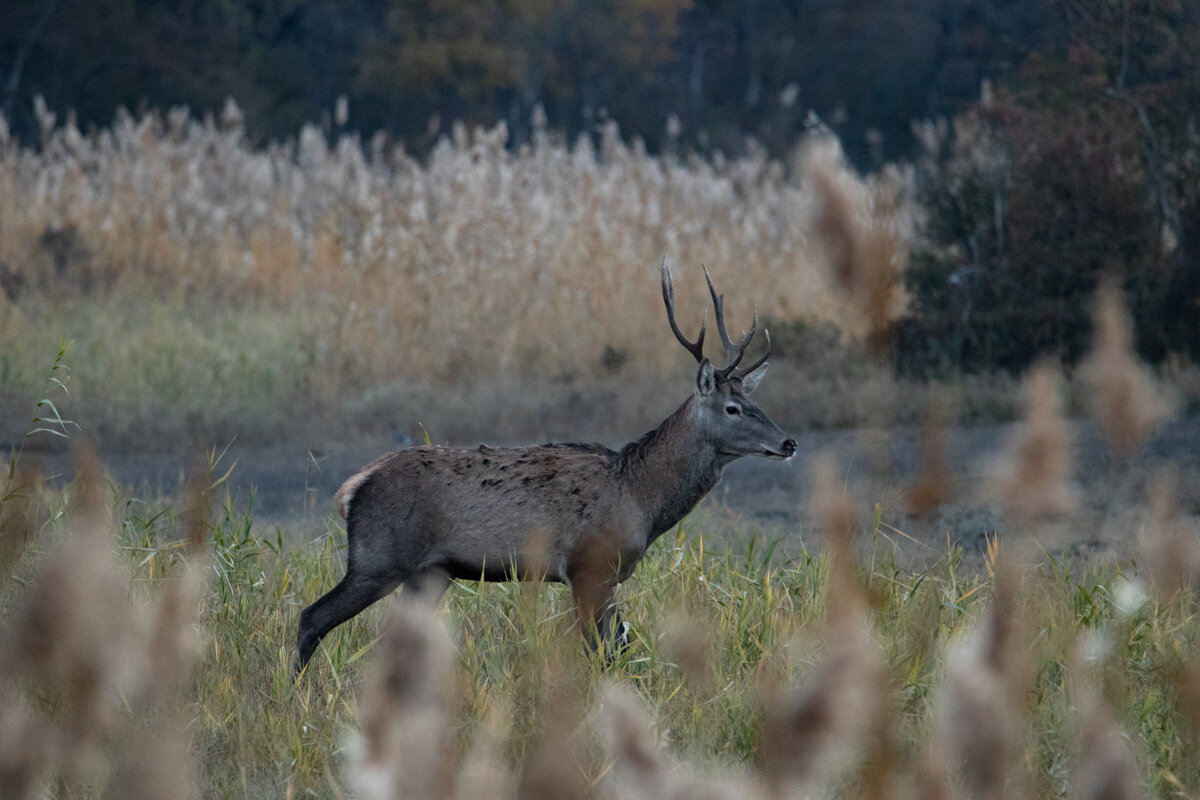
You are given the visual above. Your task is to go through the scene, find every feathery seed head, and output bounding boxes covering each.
[990,362,1077,521]
[350,598,458,800]
[1080,280,1173,457]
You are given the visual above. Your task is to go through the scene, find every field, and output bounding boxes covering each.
[3,427,1200,799]
[2,108,1200,798]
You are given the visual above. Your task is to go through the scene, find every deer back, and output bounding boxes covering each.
[336,442,652,582]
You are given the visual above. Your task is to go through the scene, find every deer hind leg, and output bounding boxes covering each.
[294,571,402,677]
[294,565,453,678]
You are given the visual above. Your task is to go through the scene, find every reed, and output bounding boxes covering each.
[1,107,1198,799]
[0,434,1195,797]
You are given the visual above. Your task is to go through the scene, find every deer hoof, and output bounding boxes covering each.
[616,620,632,651]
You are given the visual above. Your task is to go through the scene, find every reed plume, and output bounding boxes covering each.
[661,609,716,694]
[0,447,207,797]
[348,597,458,800]
[759,455,889,797]
[600,682,759,800]
[0,703,48,800]
[799,137,911,354]
[0,456,43,574]
[454,699,517,800]
[1,450,133,781]
[905,391,952,514]
[1080,280,1172,458]
[599,683,673,798]
[932,567,1032,800]
[1070,689,1145,800]
[515,667,592,800]
[906,748,957,800]
[990,362,1077,520]
[1137,469,1198,601]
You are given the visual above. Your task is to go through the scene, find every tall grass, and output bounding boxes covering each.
[1,451,1198,798]
[0,102,941,443]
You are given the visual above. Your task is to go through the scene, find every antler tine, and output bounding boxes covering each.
[734,327,770,379]
[661,259,707,364]
[703,264,756,373]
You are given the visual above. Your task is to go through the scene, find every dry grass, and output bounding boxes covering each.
[0,105,883,441]
[3,105,1195,446]
[1,430,1198,798]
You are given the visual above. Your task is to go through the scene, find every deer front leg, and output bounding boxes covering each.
[569,571,632,662]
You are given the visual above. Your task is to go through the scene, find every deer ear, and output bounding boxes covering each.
[740,361,768,394]
[696,359,717,396]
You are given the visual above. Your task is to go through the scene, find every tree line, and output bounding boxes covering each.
[3,0,1047,164]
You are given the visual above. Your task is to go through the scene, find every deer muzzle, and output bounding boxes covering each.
[765,437,797,459]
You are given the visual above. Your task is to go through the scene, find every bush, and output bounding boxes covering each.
[898,97,1192,377]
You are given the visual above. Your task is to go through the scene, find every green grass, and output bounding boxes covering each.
[2,474,1198,798]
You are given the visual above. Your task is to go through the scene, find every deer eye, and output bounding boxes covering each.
[725,404,741,416]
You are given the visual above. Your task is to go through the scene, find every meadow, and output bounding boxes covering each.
[2,105,1200,798]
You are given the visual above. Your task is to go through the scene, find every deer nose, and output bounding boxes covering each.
[781,437,797,458]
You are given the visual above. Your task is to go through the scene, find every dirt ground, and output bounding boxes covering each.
[28,415,1200,571]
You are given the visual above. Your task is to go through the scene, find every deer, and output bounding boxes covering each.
[294,262,797,676]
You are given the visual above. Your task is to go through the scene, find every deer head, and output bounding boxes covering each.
[661,260,796,460]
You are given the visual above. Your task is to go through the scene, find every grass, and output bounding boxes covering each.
[3,103,1200,798]
[1,460,1198,798]
[0,102,1022,447]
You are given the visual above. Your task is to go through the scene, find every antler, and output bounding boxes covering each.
[661,259,707,364]
[734,328,770,378]
[703,264,758,375]
[702,264,769,380]
[662,260,770,379]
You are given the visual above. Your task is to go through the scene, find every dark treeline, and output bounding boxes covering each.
[5,0,1046,163]
[3,0,1199,375]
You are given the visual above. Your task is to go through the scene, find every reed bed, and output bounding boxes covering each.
[0,103,922,443]
[1,438,1198,799]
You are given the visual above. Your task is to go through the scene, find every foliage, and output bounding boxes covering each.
[898,1,1200,376]
[2,0,1044,164]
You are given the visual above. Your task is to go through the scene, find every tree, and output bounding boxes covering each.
[899,1,1200,374]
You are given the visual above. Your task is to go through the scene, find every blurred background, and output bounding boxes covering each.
[1,0,1198,451]
[3,0,1047,164]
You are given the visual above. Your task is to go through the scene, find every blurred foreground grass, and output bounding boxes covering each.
[1,461,1198,798]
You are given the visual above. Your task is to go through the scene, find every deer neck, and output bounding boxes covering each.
[618,396,731,544]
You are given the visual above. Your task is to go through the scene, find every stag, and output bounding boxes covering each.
[295,262,796,675]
